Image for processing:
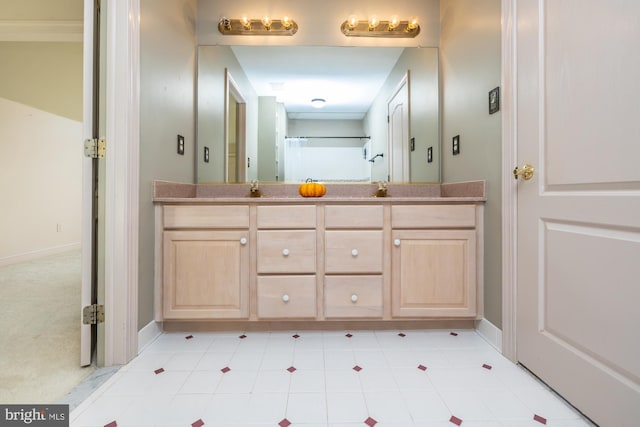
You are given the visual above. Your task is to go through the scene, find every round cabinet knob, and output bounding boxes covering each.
[351,249,359,257]
[351,294,358,303]
[240,237,247,245]
[394,239,401,247]
[282,294,290,303]
[282,248,290,256]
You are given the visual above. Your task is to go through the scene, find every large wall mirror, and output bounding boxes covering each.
[197,45,440,184]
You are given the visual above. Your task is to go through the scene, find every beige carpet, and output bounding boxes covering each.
[0,250,95,403]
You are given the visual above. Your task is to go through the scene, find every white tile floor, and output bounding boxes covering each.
[70,330,594,427]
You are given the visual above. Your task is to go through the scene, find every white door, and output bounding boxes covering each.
[515,1,640,425]
[81,0,105,367]
[388,74,410,182]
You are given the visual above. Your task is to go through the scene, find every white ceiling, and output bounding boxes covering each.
[230,46,405,120]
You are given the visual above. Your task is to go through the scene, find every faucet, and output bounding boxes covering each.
[374,180,388,197]
[249,180,262,197]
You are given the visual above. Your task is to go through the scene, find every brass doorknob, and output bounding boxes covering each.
[513,163,535,180]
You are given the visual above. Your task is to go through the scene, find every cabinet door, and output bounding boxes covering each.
[391,230,476,317]
[163,230,249,319]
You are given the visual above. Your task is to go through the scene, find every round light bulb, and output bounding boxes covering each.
[261,16,272,29]
[407,16,419,30]
[368,16,379,30]
[388,15,400,30]
[240,16,250,29]
[282,16,292,29]
[347,15,358,29]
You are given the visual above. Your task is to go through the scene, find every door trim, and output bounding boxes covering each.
[501,0,517,362]
[101,0,140,366]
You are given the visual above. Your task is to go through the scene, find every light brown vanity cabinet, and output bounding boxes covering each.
[162,206,250,319]
[390,205,479,318]
[323,205,385,318]
[256,205,317,319]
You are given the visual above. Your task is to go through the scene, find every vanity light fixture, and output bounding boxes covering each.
[218,16,298,36]
[311,98,326,108]
[341,15,420,38]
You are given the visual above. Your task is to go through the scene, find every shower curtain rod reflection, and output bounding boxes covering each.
[285,136,371,139]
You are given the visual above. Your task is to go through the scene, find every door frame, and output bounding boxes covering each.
[500,0,517,362]
[82,0,140,366]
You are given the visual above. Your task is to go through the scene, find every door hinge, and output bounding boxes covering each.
[84,138,106,158]
[82,304,104,325]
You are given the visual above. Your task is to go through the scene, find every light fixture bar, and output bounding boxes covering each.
[341,19,420,38]
[218,17,298,36]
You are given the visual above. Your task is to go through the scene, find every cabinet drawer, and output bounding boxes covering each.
[324,276,383,318]
[257,276,317,319]
[257,205,316,229]
[391,205,476,229]
[325,231,383,273]
[164,205,249,229]
[257,230,316,273]
[325,205,384,229]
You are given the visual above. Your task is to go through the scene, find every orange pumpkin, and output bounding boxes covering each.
[298,179,326,197]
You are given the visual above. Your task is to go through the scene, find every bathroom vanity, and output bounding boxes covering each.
[153,181,485,330]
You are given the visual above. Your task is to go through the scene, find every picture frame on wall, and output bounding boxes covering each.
[489,86,500,114]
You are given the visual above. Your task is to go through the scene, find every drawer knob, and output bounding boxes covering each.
[394,239,401,247]
[351,294,358,303]
[351,249,358,257]
[282,294,290,303]
[240,237,247,245]
[282,248,290,256]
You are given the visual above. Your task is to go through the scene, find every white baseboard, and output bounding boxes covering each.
[138,321,163,353]
[475,318,503,352]
[0,243,81,267]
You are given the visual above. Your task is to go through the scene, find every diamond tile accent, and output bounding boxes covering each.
[417,364,428,371]
[482,363,493,370]
[353,365,362,372]
[104,422,117,427]
[345,333,353,338]
[450,332,459,336]
[364,416,378,426]
[239,334,247,339]
[292,334,300,339]
[534,414,547,424]
[154,368,165,375]
[398,332,406,337]
[191,419,204,427]
[185,334,194,340]
[278,418,292,427]
[221,366,231,373]
[449,415,463,425]
[287,366,297,373]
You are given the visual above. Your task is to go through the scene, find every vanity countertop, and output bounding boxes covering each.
[153,180,486,204]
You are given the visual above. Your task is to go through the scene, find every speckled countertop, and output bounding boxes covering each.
[153,180,486,204]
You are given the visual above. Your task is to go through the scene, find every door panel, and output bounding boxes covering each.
[388,75,410,182]
[515,0,640,424]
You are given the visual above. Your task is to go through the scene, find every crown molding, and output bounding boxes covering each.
[0,20,83,42]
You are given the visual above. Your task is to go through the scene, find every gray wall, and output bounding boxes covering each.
[139,0,197,329]
[197,46,259,183]
[366,48,441,183]
[440,0,502,327]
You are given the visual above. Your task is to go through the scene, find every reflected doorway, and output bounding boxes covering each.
[225,70,247,182]
[387,73,410,182]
